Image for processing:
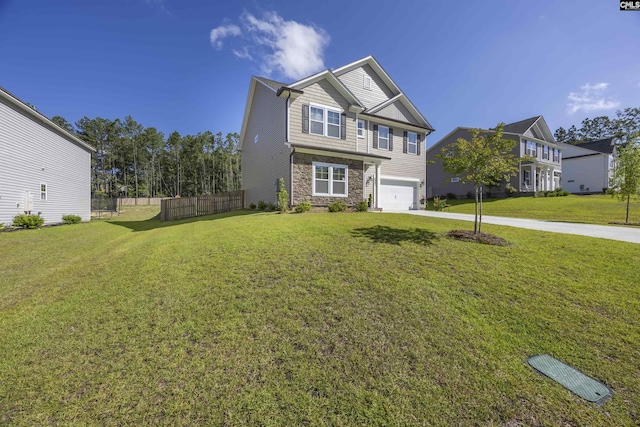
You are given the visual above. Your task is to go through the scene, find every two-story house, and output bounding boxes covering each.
[239,56,434,210]
[426,116,562,198]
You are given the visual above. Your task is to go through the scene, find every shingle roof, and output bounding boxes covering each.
[503,116,541,135]
[575,137,615,154]
[254,76,287,91]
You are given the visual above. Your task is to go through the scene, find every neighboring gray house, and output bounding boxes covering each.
[560,137,617,194]
[0,86,95,224]
[426,116,562,198]
[239,56,435,210]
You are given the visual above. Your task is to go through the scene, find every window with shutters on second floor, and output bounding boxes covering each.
[407,132,417,154]
[378,126,389,150]
[305,103,344,139]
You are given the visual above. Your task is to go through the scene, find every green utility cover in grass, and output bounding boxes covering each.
[527,354,613,405]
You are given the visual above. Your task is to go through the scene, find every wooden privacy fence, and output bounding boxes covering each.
[118,197,163,206]
[160,190,244,222]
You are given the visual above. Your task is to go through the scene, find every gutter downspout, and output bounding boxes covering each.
[290,148,295,207]
[355,112,359,153]
[285,91,293,207]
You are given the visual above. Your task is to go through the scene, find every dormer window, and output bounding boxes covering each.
[363,75,371,90]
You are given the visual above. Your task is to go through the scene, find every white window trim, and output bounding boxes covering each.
[312,161,348,197]
[542,145,549,160]
[309,103,341,139]
[378,125,390,150]
[363,75,371,90]
[40,183,47,201]
[407,131,417,155]
[357,119,364,138]
[523,170,531,186]
[525,140,536,157]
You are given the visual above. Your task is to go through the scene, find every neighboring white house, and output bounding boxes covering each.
[560,138,616,194]
[0,86,95,225]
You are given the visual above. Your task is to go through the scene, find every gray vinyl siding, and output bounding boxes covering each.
[376,101,420,126]
[0,97,92,225]
[336,64,396,109]
[361,120,426,202]
[240,81,290,206]
[426,128,520,198]
[289,79,357,152]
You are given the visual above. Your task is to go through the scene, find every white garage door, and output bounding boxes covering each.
[379,179,416,211]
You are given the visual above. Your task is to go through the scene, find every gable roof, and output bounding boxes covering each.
[0,85,96,152]
[333,56,433,131]
[575,137,615,154]
[503,115,555,143]
[503,116,541,135]
[287,69,364,108]
[254,76,286,92]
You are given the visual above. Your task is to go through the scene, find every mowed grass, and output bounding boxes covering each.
[1,207,639,426]
[443,194,640,225]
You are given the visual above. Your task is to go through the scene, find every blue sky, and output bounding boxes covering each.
[1,0,639,147]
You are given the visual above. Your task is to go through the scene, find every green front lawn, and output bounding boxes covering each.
[1,209,639,425]
[442,194,640,225]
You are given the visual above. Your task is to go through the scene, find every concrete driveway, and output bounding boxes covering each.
[386,210,640,244]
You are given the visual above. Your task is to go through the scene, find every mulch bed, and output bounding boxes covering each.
[608,222,640,227]
[446,229,510,246]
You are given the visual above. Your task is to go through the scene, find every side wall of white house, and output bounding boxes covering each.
[562,154,609,194]
[0,98,92,224]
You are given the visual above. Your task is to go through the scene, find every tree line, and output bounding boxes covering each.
[51,116,240,198]
[553,107,640,145]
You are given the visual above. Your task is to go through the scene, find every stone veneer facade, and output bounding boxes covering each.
[292,152,364,207]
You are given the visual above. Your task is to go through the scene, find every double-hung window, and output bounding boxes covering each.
[313,162,348,197]
[407,131,417,154]
[553,148,559,162]
[378,126,389,150]
[40,183,47,201]
[525,140,536,157]
[542,145,549,160]
[357,119,364,138]
[309,104,341,138]
[523,170,531,186]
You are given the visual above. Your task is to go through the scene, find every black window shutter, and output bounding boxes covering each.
[403,131,408,154]
[417,134,421,155]
[389,128,393,151]
[373,124,378,149]
[302,104,309,133]
[340,113,347,140]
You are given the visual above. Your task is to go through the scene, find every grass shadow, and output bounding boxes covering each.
[351,226,438,246]
[107,209,261,232]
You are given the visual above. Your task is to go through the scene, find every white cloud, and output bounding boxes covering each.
[209,11,330,80]
[209,24,242,50]
[232,47,252,60]
[567,82,620,114]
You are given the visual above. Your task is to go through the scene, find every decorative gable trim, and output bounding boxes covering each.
[288,70,363,108]
[332,55,401,96]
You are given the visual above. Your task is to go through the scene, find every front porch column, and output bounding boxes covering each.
[550,167,555,190]
[375,163,381,209]
[543,167,548,191]
[531,164,536,192]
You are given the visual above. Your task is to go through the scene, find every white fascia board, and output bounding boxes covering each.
[368,93,432,130]
[536,116,555,143]
[364,115,433,134]
[367,93,403,113]
[289,70,363,108]
[0,89,96,152]
[333,56,401,95]
[238,77,258,151]
[380,174,420,183]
